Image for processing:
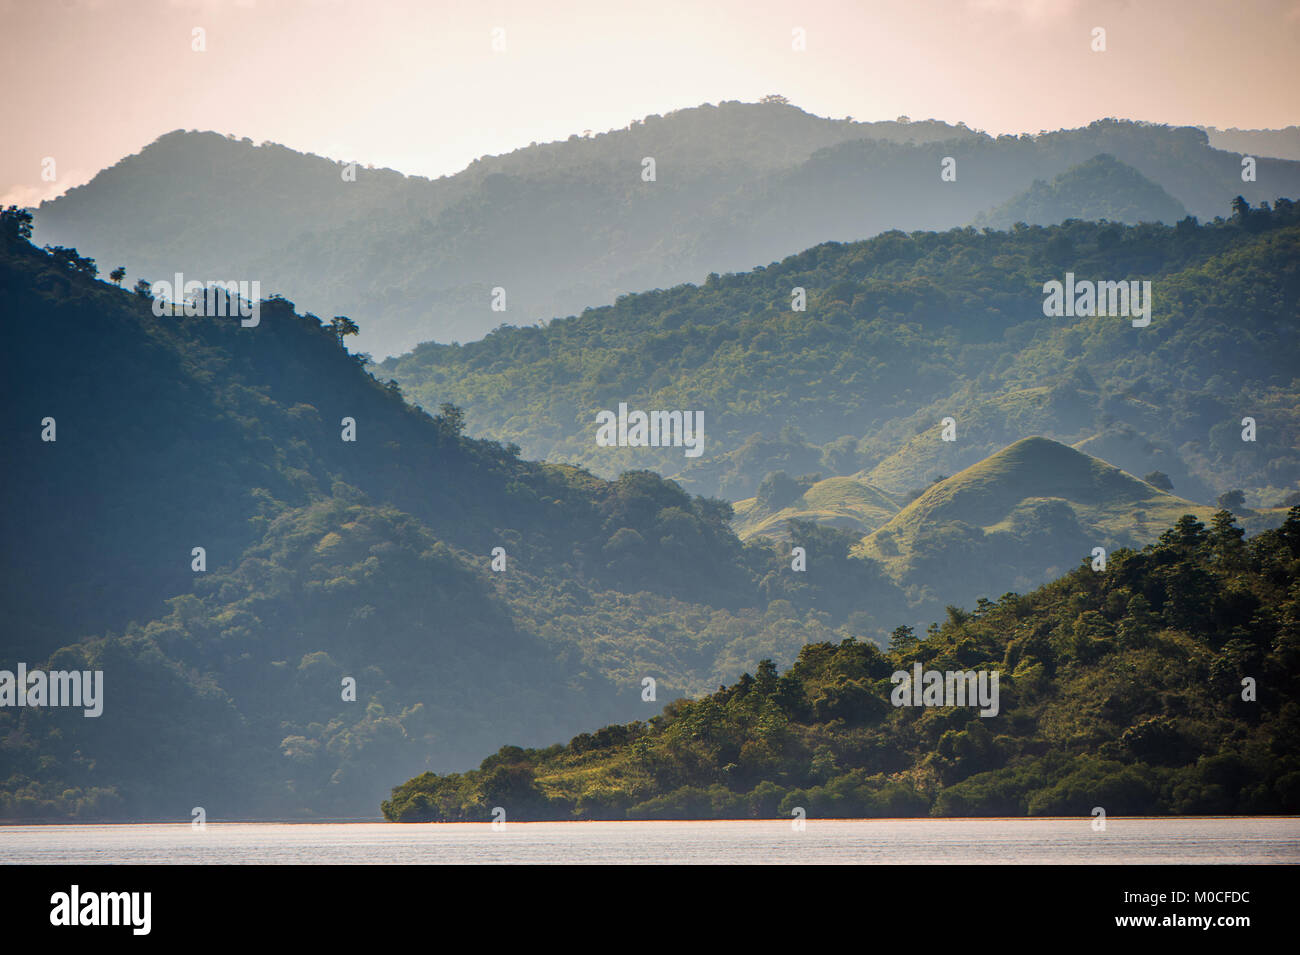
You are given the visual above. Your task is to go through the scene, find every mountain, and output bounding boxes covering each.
[2,210,902,819]
[384,199,1300,509]
[972,154,1187,229]
[382,508,1300,821]
[34,104,1300,357]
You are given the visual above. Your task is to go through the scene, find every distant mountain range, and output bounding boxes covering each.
[1202,125,1300,161]
[33,101,1300,357]
[383,200,1300,512]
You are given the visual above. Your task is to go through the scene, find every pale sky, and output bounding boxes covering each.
[2,0,1298,206]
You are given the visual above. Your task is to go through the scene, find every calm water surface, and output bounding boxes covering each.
[2,818,1297,864]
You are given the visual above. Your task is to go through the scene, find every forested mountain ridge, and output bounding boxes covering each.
[383,508,1300,821]
[1,210,861,818]
[385,199,1300,507]
[1,209,760,657]
[34,101,1298,357]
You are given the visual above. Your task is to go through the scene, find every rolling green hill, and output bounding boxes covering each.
[732,476,900,539]
[730,437,1289,620]
[853,437,1221,606]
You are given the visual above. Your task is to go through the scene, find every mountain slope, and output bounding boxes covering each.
[731,476,900,540]
[1203,125,1300,161]
[3,212,893,819]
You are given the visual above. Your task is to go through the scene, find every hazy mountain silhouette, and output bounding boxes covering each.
[972,154,1187,228]
[1203,125,1300,161]
[34,102,1300,357]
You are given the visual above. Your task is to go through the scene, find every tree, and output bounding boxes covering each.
[756,471,802,511]
[1217,489,1246,513]
[44,245,97,277]
[133,279,152,299]
[1157,514,1208,558]
[1144,471,1173,491]
[329,315,359,344]
[1209,510,1246,565]
[109,267,126,286]
[760,94,790,105]
[478,764,542,810]
[0,205,34,242]
[755,659,779,695]
[889,625,918,653]
[438,402,465,436]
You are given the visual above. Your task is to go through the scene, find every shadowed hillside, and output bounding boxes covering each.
[0,209,903,818]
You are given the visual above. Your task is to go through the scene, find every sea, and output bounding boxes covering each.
[2,817,1297,864]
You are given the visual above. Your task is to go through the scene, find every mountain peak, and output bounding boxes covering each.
[973,152,1188,228]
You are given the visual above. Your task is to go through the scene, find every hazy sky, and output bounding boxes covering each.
[2,0,1297,206]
